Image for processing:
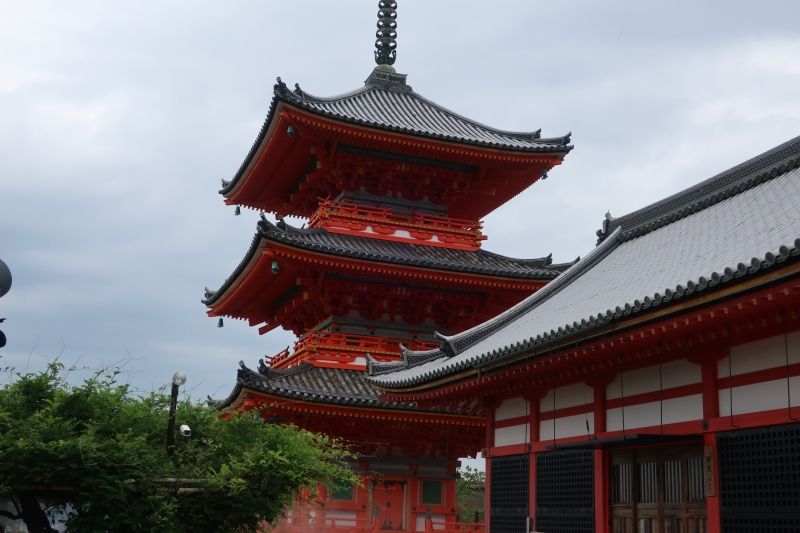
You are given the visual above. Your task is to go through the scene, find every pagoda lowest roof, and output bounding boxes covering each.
[220,68,572,197]
[212,360,456,414]
[370,134,800,389]
[203,217,574,306]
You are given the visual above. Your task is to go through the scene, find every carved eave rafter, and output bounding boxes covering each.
[224,388,484,458]
[207,239,548,335]
[223,105,565,219]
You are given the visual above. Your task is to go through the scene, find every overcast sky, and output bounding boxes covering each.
[1,1,799,403]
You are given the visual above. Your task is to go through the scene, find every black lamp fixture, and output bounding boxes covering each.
[0,258,11,349]
[166,371,188,453]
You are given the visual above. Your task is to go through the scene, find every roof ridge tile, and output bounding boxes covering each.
[597,135,800,244]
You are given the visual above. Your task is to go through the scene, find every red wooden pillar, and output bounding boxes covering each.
[592,383,610,533]
[408,477,419,532]
[695,348,725,533]
[701,352,725,420]
[526,394,540,531]
[484,397,496,533]
[704,432,721,533]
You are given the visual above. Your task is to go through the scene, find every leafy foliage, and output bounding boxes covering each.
[0,362,356,532]
[456,466,485,523]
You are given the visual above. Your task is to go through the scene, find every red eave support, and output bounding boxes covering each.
[226,106,566,219]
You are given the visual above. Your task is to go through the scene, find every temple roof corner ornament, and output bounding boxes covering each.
[374,1,398,67]
[434,331,457,358]
[365,353,378,375]
[274,76,288,95]
[596,211,616,244]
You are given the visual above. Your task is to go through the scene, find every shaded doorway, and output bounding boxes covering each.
[490,455,529,533]
[718,423,800,532]
[536,449,594,533]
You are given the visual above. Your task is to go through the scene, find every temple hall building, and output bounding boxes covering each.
[371,135,800,533]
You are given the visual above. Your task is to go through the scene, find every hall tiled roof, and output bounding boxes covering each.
[220,69,571,196]
[370,135,800,389]
[202,218,573,305]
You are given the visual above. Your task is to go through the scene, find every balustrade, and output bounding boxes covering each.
[308,199,486,250]
[267,331,438,370]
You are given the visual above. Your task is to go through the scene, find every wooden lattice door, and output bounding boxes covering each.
[611,446,707,533]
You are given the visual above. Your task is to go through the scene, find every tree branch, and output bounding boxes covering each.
[0,509,22,520]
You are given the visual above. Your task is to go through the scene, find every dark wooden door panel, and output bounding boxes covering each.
[611,445,706,533]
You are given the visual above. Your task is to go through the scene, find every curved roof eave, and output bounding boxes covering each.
[203,217,568,308]
[220,75,573,198]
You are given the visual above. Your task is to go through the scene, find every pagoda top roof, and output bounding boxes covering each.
[370,135,800,389]
[287,69,571,152]
[220,70,571,197]
[211,360,433,412]
[203,218,574,306]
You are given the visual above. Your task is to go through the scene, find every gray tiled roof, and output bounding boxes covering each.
[220,71,571,196]
[211,361,425,411]
[284,72,572,152]
[203,218,571,305]
[370,135,800,389]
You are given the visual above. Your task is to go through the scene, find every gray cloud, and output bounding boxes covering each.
[1,0,798,399]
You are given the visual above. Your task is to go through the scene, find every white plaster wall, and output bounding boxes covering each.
[326,510,357,527]
[494,423,530,446]
[416,514,446,531]
[717,331,800,378]
[606,394,702,431]
[607,358,700,400]
[540,382,593,412]
[539,413,595,441]
[718,376,800,416]
[494,396,528,421]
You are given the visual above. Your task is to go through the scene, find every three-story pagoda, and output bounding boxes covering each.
[206,3,572,531]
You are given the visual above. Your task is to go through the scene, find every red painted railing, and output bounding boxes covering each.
[308,199,486,250]
[267,331,438,370]
[265,517,484,532]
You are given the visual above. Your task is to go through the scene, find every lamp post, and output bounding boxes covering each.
[166,371,187,454]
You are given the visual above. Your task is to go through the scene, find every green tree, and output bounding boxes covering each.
[0,362,356,532]
[456,466,485,523]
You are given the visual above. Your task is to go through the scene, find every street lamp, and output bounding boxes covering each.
[166,371,187,453]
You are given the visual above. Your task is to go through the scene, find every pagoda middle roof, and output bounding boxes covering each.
[220,70,571,197]
[203,218,573,306]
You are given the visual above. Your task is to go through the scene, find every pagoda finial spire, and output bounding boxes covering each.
[374,1,398,66]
